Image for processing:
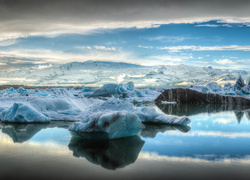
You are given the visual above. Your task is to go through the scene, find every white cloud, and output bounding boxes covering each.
[76,46,92,50]
[94,46,116,51]
[195,24,232,28]
[76,45,116,51]
[147,36,199,43]
[0,48,131,64]
[191,61,209,64]
[0,39,17,46]
[160,45,250,52]
[195,24,221,27]
[150,54,193,63]
[214,59,236,65]
[138,45,153,49]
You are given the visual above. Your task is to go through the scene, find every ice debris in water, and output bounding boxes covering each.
[0,103,50,123]
[69,111,144,139]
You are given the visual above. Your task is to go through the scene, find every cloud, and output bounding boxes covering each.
[0,39,17,46]
[214,59,236,65]
[146,36,199,43]
[0,48,133,68]
[150,54,193,63]
[160,45,250,52]
[195,24,232,27]
[1,0,250,39]
[94,46,116,51]
[76,45,116,51]
[138,45,153,49]
[195,24,221,27]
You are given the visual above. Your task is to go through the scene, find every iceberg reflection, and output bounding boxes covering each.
[0,121,73,143]
[140,123,191,138]
[157,103,250,123]
[68,135,145,170]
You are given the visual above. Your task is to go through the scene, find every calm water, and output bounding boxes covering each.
[1,105,250,180]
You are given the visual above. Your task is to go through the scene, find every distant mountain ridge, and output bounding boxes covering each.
[0,60,249,87]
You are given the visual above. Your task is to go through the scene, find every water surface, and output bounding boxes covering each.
[1,105,250,179]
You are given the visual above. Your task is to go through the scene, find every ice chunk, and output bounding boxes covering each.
[206,82,221,92]
[1,103,50,123]
[69,111,144,139]
[91,84,118,97]
[90,82,146,99]
[8,87,17,93]
[18,87,28,95]
[238,86,250,95]
[234,75,245,90]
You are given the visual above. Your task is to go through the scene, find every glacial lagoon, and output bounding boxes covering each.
[1,105,250,180]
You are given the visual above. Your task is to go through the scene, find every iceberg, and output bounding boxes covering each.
[206,82,221,92]
[69,111,144,139]
[69,99,190,139]
[1,103,50,123]
[234,75,245,90]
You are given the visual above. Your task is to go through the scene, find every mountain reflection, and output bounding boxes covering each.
[0,121,74,143]
[157,103,250,123]
[140,123,191,138]
[245,111,250,120]
[68,135,145,170]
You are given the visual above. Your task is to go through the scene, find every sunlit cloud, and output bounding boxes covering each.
[214,59,236,65]
[0,48,132,64]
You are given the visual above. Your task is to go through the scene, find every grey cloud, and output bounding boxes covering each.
[1,0,250,38]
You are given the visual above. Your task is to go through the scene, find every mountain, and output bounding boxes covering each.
[0,60,249,87]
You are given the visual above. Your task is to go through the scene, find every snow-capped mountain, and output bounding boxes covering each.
[0,60,249,87]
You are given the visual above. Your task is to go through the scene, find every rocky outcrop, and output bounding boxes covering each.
[155,88,250,106]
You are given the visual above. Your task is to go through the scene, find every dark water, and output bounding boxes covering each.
[1,105,250,180]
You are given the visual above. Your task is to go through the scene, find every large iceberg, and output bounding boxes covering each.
[1,103,50,123]
[70,111,144,139]
[69,98,190,139]
[78,98,190,125]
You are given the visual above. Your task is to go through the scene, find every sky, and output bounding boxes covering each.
[1,0,250,71]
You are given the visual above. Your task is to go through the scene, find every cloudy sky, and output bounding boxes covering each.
[1,0,250,71]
